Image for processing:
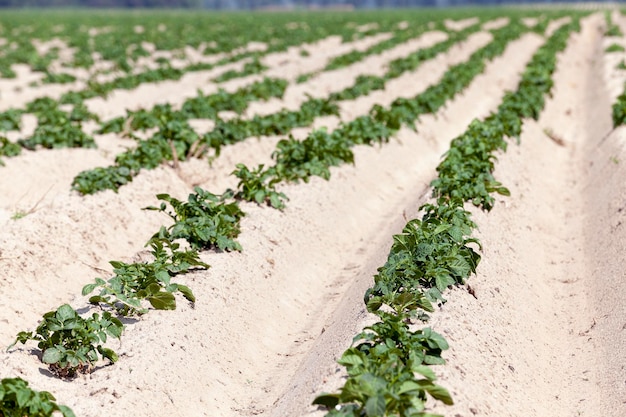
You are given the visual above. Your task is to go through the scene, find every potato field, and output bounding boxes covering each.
[0,6,625,417]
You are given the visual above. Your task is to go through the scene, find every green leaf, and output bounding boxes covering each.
[82,283,97,296]
[15,386,32,407]
[434,273,455,292]
[496,186,510,196]
[59,405,77,417]
[338,352,363,367]
[424,383,454,405]
[176,284,196,303]
[411,364,436,380]
[254,189,265,205]
[98,346,119,363]
[366,296,383,312]
[56,304,76,323]
[147,292,176,310]
[42,347,62,364]
[364,394,386,416]
[397,380,421,395]
[433,224,451,235]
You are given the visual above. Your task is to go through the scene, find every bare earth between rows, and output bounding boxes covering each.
[1,12,626,417]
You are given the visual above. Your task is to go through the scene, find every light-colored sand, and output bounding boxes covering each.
[281,28,547,417]
[545,15,573,36]
[0,25,469,212]
[482,16,510,30]
[83,32,391,120]
[522,16,540,27]
[306,12,626,417]
[246,30,448,116]
[444,17,480,31]
[1,12,625,417]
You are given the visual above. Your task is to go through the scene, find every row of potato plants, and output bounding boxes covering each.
[68,23,482,195]
[0,18,457,167]
[0,9,526,81]
[294,20,443,84]
[0,15,528,416]
[8,186,248,374]
[4,22,494,379]
[0,11,396,81]
[611,17,626,131]
[0,77,287,165]
[311,18,580,416]
[0,11,577,416]
[70,12,565,196]
[229,17,534,208]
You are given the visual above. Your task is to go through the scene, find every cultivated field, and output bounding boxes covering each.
[0,6,625,417]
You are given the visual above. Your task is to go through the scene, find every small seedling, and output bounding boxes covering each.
[9,304,123,378]
[605,43,625,53]
[0,377,75,417]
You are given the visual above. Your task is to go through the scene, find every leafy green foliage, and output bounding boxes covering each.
[181,77,287,119]
[613,90,626,127]
[431,118,511,211]
[329,75,386,101]
[433,20,577,210]
[73,117,200,194]
[604,11,623,37]
[272,129,354,183]
[0,109,22,131]
[605,43,625,53]
[82,238,208,316]
[10,304,123,378]
[0,136,22,165]
[385,27,474,80]
[12,99,98,151]
[213,57,267,83]
[315,17,581,417]
[335,116,394,146]
[74,96,339,194]
[231,163,287,209]
[313,312,452,417]
[145,187,245,251]
[18,124,96,150]
[367,200,480,309]
[41,72,77,85]
[0,377,75,417]
[248,20,526,212]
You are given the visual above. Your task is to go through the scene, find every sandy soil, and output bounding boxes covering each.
[444,17,479,31]
[0,29,414,214]
[1,11,625,417]
[303,12,626,417]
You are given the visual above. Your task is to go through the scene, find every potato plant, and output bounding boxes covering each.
[145,187,245,252]
[82,238,208,316]
[0,378,75,417]
[314,17,580,417]
[9,304,123,378]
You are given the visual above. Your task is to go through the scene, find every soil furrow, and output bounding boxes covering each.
[186,30,494,195]
[0,27,544,417]
[286,28,547,417]
[337,13,626,417]
[0,29,489,351]
[0,30,449,212]
[83,32,391,120]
